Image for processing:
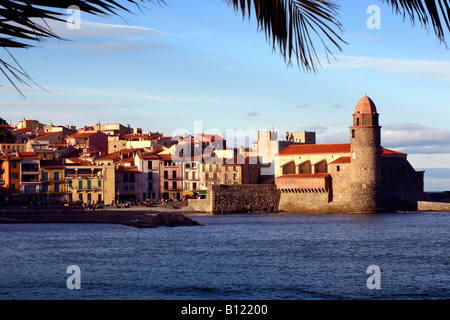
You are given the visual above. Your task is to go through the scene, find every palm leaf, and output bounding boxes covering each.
[224,0,347,73]
[381,0,450,46]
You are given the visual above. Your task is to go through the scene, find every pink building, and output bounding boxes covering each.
[66,130,108,156]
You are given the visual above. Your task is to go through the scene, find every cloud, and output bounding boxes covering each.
[382,123,450,153]
[296,104,309,110]
[246,112,260,117]
[327,55,450,82]
[43,19,165,39]
[42,19,170,54]
[332,104,346,109]
[48,41,172,54]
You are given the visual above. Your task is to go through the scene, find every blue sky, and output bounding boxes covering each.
[1,0,450,191]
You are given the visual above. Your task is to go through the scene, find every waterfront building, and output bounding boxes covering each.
[0,152,21,204]
[66,129,108,157]
[182,157,201,198]
[158,154,183,201]
[257,129,316,178]
[221,157,261,185]
[40,160,65,204]
[275,95,424,213]
[135,152,160,201]
[18,152,41,204]
[64,158,115,205]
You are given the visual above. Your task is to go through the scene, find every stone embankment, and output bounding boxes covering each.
[0,206,202,228]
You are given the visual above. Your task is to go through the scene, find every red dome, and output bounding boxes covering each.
[355,95,377,114]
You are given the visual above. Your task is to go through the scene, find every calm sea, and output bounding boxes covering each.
[0,212,448,300]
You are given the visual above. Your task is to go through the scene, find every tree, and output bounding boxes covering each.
[1,0,450,96]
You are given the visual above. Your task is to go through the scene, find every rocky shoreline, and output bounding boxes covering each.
[0,206,203,228]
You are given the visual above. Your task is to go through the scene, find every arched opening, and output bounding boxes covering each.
[297,160,312,174]
[281,160,295,175]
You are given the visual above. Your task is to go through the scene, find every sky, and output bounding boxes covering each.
[1,0,450,191]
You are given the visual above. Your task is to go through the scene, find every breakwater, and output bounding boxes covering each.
[0,209,202,228]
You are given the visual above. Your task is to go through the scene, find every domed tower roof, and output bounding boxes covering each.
[355,94,377,114]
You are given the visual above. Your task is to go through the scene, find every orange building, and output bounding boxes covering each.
[0,153,21,204]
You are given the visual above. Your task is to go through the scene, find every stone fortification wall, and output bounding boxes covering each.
[187,184,281,214]
[210,184,280,214]
[278,192,331,213]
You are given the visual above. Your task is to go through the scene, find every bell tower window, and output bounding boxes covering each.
[352,129,355,138]
[356,118,360,126]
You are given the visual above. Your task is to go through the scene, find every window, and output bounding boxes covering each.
[42,184,49,192]
[124,173,129,182]
[172,181,177,189]
[337,166,341,172]
[233,173,238,180]
[130,173,135,182]
[352,130,355,139]
[11,184,16,191]
[356,118,360,126]
[193,182,197,190]
[172,171,177,179]
[42,172,48,181]
[202,165,205,172]
[12,172,18,179]
[164,181,168,189]
[68,180,72,188]
[54,172,60,181]
[54,183,60,192]
[87,180,92,189]
[98,180,102,187]
[78,180,83,190]
[11,162,16,168]
[164,171,168,179]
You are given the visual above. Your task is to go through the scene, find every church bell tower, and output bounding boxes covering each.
[349,95,382,213]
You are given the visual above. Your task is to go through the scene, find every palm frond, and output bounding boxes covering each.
[224,0,347,73]
[381,0,450,46]
[0,0,164,96]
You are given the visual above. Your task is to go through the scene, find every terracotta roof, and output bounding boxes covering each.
[17,152,39,159]
[279,143,351,156]
[95,151,120,161]
[117,166,140,173]
[64,158,93,166]
[280,143,405,157]
[381,147,406,156]
[276,173,330,179]
[329,157,351,164]
[68,131,98,138]
[31,131,59,140]
[138,153,160,159]
[0,154,20,160]
[355,95,377,114]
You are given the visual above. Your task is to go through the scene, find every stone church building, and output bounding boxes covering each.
[275,95,425,213]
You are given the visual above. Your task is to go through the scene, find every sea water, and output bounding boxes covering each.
[0,212,448,300]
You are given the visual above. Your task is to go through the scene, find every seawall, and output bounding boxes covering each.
[188,184,280,214]
[0,209,202,228]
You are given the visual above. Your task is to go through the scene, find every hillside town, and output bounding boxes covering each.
[0,117,313,206]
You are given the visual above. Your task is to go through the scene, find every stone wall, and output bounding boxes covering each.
[211,184,280,214]
[278,191,333,213]
[188,184,281,214]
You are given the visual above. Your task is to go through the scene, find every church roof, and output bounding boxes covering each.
[355,95,377,114]
[279,143,351,156]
